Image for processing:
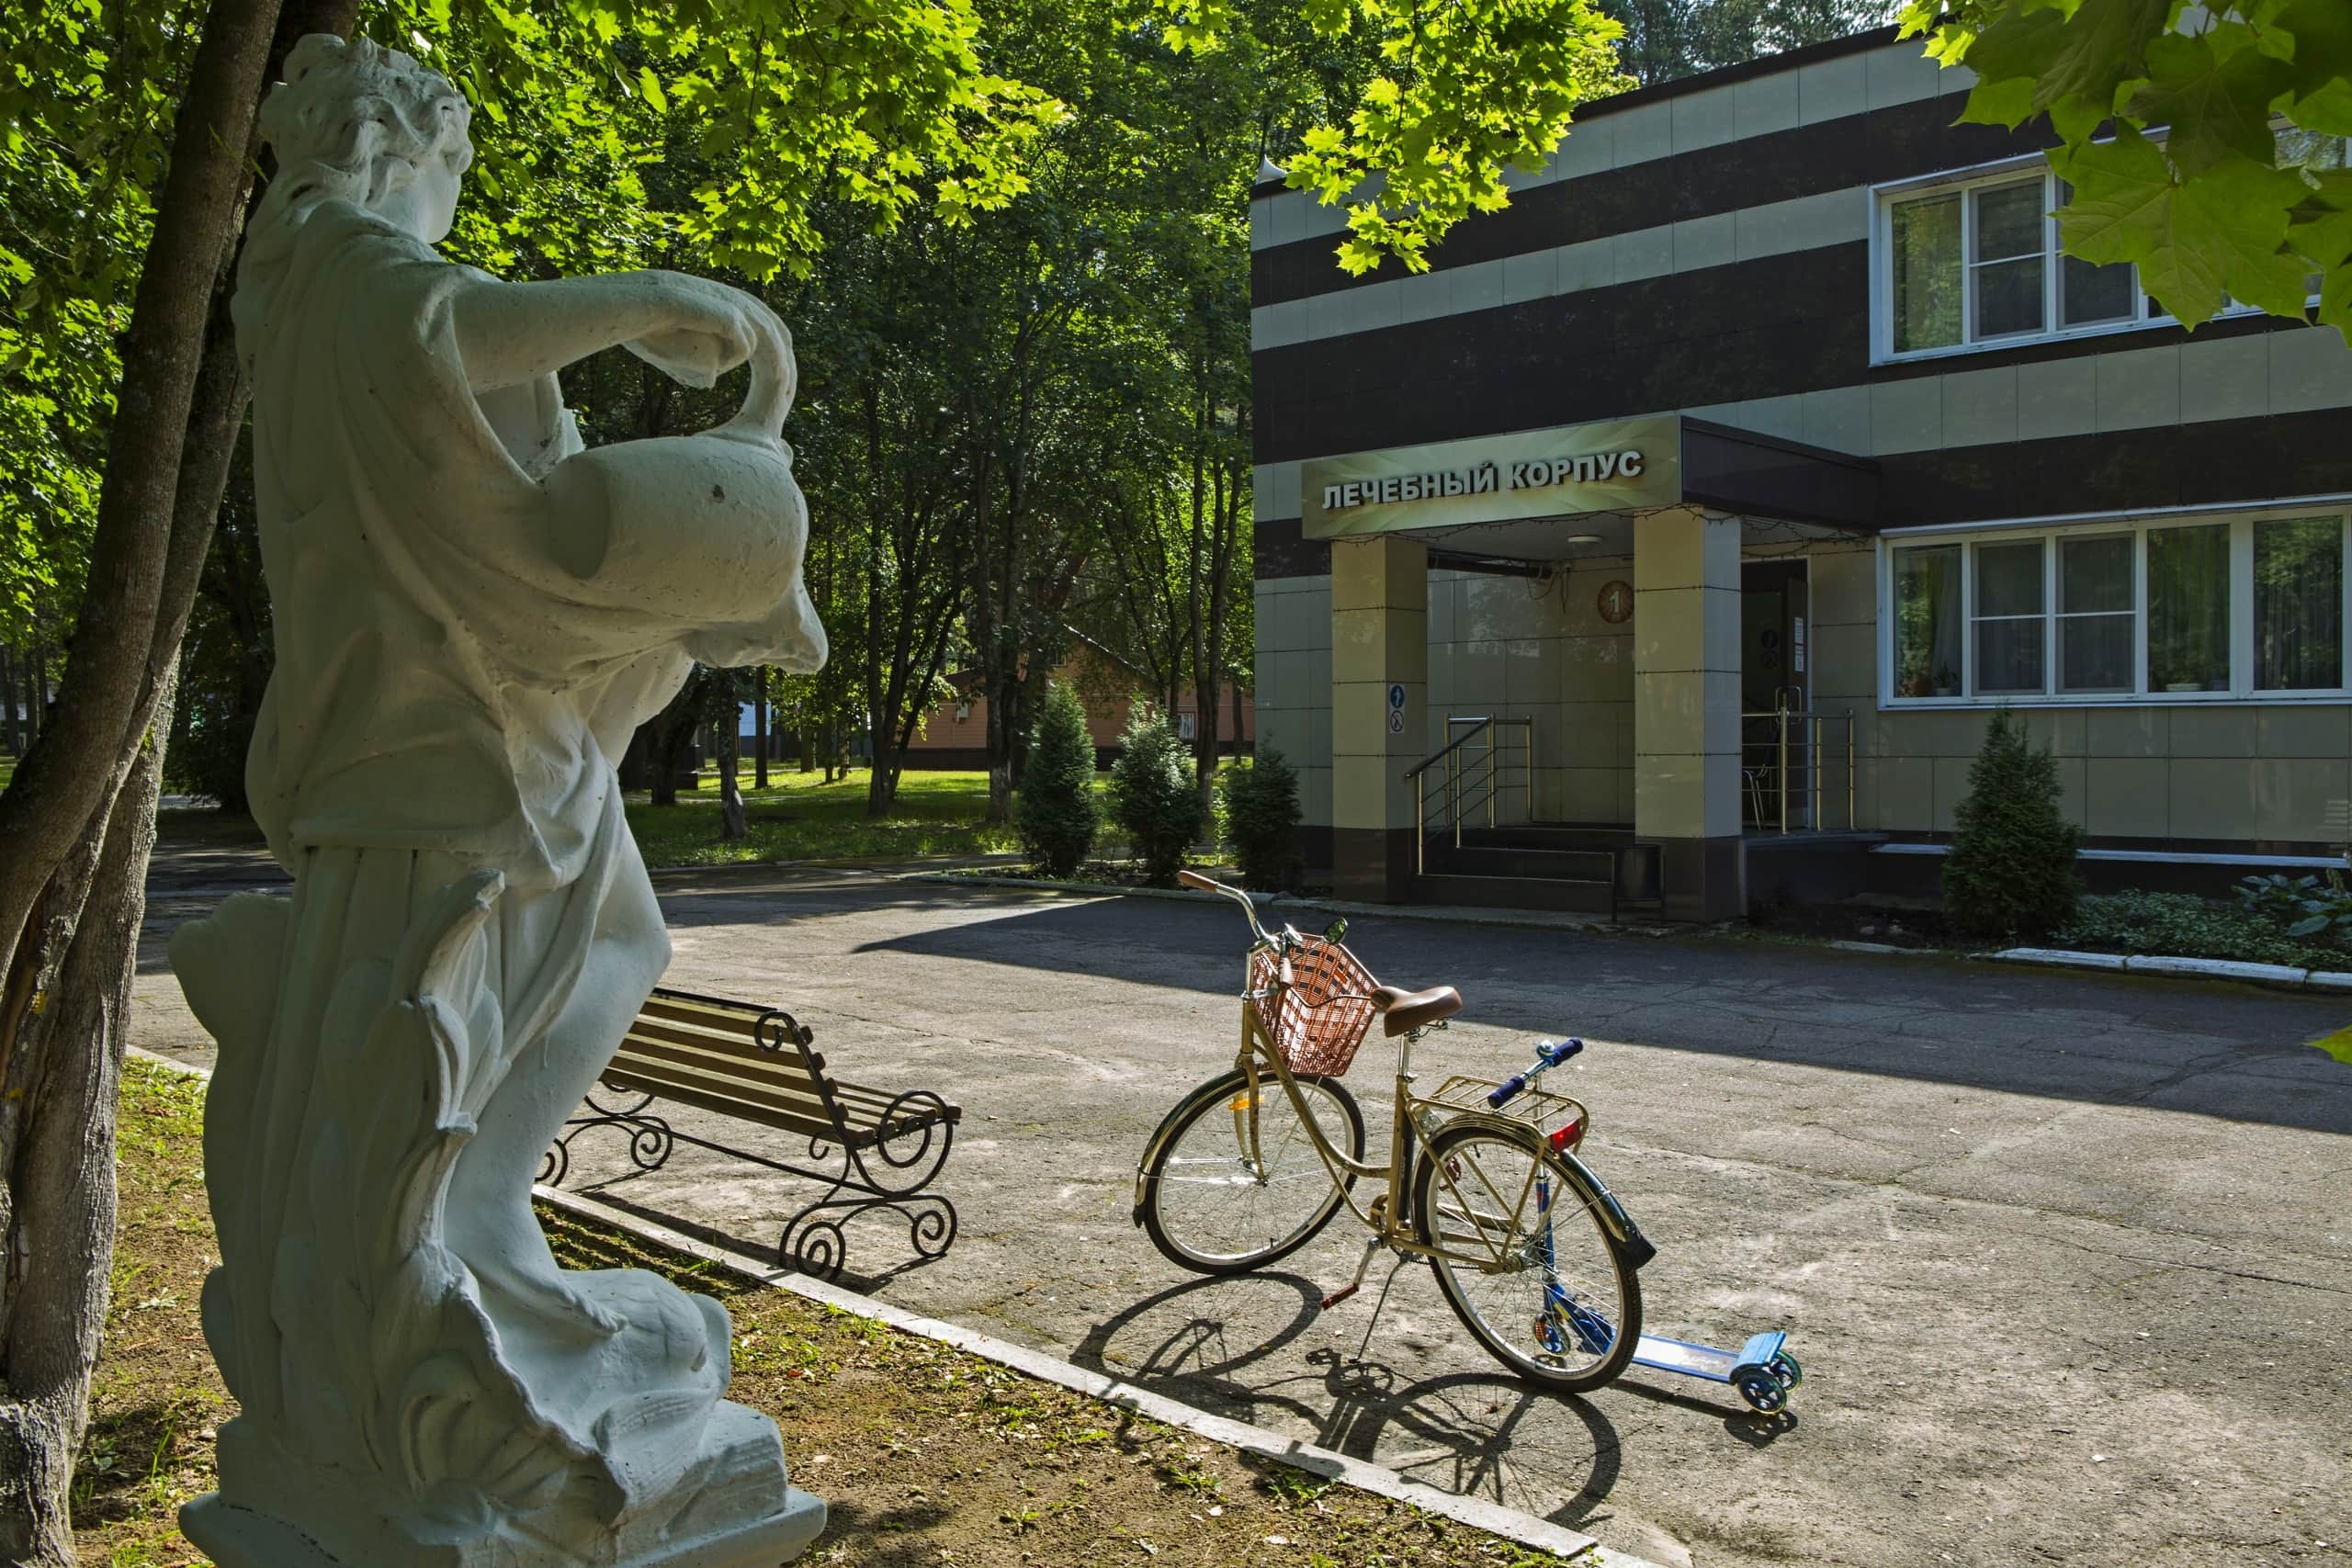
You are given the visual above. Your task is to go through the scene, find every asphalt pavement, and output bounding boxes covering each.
[134,838,2352,1568]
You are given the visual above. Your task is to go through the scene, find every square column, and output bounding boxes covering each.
[1633,506,1745,921]
[1329,536,1428,902]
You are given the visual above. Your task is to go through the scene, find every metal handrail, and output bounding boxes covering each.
[1404,716,1496,779]
[1411,715,1535,873]
[1739,702,1857,834]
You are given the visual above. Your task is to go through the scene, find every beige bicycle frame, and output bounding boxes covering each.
[1227,998,1566,1276]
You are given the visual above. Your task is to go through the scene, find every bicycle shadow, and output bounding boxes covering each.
[1069,1269,1628,1529]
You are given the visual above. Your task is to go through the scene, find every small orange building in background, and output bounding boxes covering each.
[905,636,1253,771]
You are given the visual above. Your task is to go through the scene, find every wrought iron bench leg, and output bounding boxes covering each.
[537,1089,671,1189]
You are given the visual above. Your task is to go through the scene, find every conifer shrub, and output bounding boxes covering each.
[1941,705,2082,941]
[1015,682,1098,878]
[1110,705,1206,886]
[1217,750,1304,891]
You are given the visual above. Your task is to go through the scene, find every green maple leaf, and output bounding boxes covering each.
[2127,28,2292,175]
[2058,138,2310,322]
[2310,1022,2352,1066]
[1963,0,2172,121]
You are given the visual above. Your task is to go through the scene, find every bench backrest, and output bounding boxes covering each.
[603,987,844,1143]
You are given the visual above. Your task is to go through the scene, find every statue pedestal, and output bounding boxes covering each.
[180,1404,824,1568]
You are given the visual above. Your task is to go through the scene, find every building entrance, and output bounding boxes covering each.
[1740,559,1811,829]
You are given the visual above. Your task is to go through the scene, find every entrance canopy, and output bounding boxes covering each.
[1301,414,1880,561]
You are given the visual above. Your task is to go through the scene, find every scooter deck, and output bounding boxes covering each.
[1628,1330,1799,1412]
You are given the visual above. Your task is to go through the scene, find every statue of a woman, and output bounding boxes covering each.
[171,34,825,1567]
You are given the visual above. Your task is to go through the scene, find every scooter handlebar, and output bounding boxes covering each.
[1487,1037,1585,1109]
[1178,869,1219,892]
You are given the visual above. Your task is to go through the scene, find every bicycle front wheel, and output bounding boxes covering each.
[1412,1121,1641,1391]
[1141,1069,1364,1275]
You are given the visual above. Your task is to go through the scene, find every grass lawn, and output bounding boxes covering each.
[0,754,14,792]
[625,767,1107,870]
[82,1057,1573,1568]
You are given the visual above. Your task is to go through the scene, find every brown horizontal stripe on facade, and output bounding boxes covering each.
[1256,518,1329,580]
[1252,96,2047,310]
[1878,405,2352,527]
[1253,243,2301,468]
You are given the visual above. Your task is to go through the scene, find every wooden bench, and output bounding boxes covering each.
[538,986,959,1280]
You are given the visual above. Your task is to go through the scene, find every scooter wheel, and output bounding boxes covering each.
[1770,1349,1803,1389]
[1736,1372,1789,1414]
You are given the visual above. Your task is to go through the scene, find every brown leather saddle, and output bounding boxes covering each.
[1368,983,1463,1036]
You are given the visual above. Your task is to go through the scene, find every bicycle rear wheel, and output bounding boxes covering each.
[1411,1120,1641,1391]
[1140,1070,1364,1275]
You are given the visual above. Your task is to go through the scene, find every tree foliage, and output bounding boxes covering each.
[1900,0,2352,336]
[1163,0,1635,274]
[1016,681,1099,875]
[1109,705,1206,885]
[1216,748,1302,891]
[1942,706,2083,942]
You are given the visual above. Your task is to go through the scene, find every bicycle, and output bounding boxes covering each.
[1131,870,1657,1392]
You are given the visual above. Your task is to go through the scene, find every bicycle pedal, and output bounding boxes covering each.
[1319,1283,1361,1311]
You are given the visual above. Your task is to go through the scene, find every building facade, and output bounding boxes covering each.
[1251,27,2352,920]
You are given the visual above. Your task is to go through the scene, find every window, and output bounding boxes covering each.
[1882,512,2352,705]
[2256,517,2346,691]
[2147,525,2230,692]
[1875,134,2348,361]
[1893,544,1962,696]
[2057,535,2132,693]
[1973,539,2045,694]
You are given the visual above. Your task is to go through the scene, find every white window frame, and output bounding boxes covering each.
[1869,150,2287,364]
[1876,505,2352,708]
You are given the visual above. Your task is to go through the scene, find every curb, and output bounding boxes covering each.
[122,1049,1655,1568]
[1990,947,2352,992]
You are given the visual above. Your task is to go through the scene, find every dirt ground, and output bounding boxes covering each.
[134,829,2352,1568]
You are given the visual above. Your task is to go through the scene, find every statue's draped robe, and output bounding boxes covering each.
[177,199,777,1533]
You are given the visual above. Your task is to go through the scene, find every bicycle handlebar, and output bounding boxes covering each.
[1180,867,1277,951]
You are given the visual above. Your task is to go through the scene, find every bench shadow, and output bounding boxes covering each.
[552,1177,943,1295]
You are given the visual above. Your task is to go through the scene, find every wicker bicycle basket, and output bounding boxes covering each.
[1250,939,1378,1077]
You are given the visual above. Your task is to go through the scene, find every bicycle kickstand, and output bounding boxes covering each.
[1321,1235,1385,1311]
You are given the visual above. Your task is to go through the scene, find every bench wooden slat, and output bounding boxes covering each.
[612,1034,921,1126]
[605,1042,958,1142]
[598,1064,854,1145]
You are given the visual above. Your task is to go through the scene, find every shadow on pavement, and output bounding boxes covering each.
[1067,1271,1629,1529]
[855,895,2352,1134]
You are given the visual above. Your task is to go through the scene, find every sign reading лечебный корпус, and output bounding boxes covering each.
[1300,417,1681,539]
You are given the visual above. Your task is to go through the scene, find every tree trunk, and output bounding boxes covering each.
[0,669,172,1567]
[718,683,746,841]
[752,668,769,789]
[0,649,17,757]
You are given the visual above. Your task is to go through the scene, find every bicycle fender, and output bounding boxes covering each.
[1132,1070,1252,1225]
[1559,1149,1657,1271]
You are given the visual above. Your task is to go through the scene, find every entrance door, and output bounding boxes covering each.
[1739,560,1810,829]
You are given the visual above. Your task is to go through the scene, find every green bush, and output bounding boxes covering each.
[1109,705,1206,886]
[1217,750,1304,892]
[1015,682,1098,877]
[2236,871,2352,942]
[1942,706,2082,942]
[2058,891,2351,969]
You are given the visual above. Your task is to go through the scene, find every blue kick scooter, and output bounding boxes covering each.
[1492,1037,1806,1415]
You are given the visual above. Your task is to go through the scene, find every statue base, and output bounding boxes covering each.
[180,1404,825,1568]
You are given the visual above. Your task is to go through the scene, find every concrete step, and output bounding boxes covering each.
[1409,872,1615,918]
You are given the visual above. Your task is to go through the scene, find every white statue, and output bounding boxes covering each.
[169,34,826,1567]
